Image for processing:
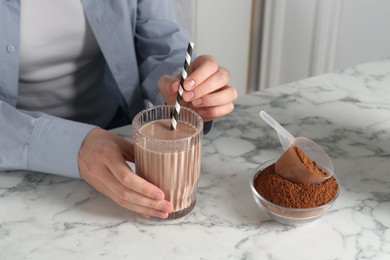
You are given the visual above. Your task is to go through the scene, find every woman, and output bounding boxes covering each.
[0,0,236,219]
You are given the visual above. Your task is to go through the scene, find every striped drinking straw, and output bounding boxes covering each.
[170,42,194,130]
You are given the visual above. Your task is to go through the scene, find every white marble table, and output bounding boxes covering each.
[1,59,390,259]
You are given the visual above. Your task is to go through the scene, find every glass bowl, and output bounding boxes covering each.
[249,160,340,225]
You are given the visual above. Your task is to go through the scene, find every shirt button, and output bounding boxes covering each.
[6,45,15,53]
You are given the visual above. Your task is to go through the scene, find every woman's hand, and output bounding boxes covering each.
[78,128,173,219]
[158,55,237,122]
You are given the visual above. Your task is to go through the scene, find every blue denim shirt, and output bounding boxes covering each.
[0,0,190,178]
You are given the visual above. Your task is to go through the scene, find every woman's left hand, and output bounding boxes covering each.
[158,55,237,122]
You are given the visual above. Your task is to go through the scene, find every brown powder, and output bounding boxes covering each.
[253,163,338,208]
[294,146,327,177]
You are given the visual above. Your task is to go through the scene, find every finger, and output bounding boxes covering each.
[108,178,172,213]
[106,153,166,201]
[197,103,235,120]
[158,75,181,105]
[191,85,237,108]
[88,166,172,218]
[183,55,219,91]
[114,196,170,219]
[105,173,173,214]
[170,79,180,94]
[183,67,230,102]
[142,214,152,219]
[162,75,192,107]
[97,179,171,219]
[158,75,178,92]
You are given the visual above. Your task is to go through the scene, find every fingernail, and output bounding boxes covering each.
[183,91,194,101]
[184,79,195,90]
[157,211,169,219]
[161,203,173,213]
[153,191,164,200]
[192,99,202,107]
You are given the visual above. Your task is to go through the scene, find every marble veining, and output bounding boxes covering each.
[1,59,390,259]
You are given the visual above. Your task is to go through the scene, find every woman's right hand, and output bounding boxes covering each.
[78,128,173,219]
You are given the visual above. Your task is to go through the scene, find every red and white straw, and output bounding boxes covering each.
[170,42,194,130]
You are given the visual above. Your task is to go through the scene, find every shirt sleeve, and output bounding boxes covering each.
[134,0,191,105]
[0,101,96,178]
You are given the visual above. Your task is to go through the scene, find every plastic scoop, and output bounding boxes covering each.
[259,111,334,184]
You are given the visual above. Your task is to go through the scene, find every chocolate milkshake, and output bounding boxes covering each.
[132,106,203,219]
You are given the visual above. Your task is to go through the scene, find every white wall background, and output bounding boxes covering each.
[195,0,252,96]
[335,0,390,69]
[259,0,390,89]
[280,0,317,86]
[171,0,196,39]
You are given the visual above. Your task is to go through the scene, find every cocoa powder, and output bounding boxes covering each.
[253,163,338,208]
[294,146,327,177]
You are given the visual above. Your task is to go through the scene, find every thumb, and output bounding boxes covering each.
[158,75,180,105]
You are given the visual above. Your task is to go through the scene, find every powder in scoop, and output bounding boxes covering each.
[294,146,327,177]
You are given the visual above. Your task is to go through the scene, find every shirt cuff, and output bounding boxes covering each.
[27,114,97,178]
